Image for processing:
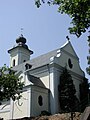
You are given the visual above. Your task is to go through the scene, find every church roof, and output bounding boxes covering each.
[12,41,79,72]
[27,74,45,87]
[12,47,58,72]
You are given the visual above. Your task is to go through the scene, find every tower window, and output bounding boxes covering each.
[25,63,32,70]
[13,59,15,67]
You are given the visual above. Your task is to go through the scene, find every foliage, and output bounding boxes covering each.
[0,65,24,104]
[35,0,90,37]
[58,68,79,112]
[40,110,51,116]
[86,31,90,75]
[79,77,89,112]
[35,0,90,75]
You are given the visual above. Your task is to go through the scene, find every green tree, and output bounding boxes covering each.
[0,65,24,104]
[86,32,90,75]
[35,0,90,37]
[35,0,90,75]
[58,68,79,112]
[79,77,89,112]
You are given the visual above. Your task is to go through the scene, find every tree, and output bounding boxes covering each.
[86,31,90,75]
[35,0,90,37]
[0,65,24,104]
[35,0,90,75]
[58,68,79,112]
[79,77,89,112]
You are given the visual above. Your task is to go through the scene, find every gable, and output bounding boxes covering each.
[60,41,79,59]
[12,40,84,77]
[53,41,84,77]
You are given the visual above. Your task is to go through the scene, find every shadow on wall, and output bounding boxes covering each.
[28,74,45,88]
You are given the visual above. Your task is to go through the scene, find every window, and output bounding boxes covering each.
[13,59,15,67]
[38,95,43,106]
[25,63,32,70]
[23,60,26,62]
[68,58,73,69]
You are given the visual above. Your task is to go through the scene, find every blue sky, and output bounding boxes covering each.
[0,0,89,80]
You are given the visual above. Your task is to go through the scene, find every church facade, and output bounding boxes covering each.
[0,35,85,119]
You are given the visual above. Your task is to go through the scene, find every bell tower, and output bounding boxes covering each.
[8,35,33,67]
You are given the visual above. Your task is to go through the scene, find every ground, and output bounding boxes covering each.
[13,112,81,120]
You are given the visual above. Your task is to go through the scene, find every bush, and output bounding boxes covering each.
[40,110,51,116]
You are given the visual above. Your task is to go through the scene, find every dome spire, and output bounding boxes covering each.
[16,28,26,44]
[21,28,24,36]
[16,34,26,44]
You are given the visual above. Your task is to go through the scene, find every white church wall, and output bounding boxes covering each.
[49,57,62,114]
[0,101,10,120]
[40,75,49,88]
[49,65,62,114]
[49,68,54,114]
[31,86,49,116]
[29,65,50,89]
[55,52,84,78]
[53,67,62,113]
[56,51,84,77]
[11,88,30,119]
[55,50,84,101]
[0,111,10,120]
[49,48,84,114]
[9,47,31,67]
[23,73,32,86]
[18,48,30,65]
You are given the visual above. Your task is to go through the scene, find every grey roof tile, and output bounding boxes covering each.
[12,48,59,72]
[27,74,45,87]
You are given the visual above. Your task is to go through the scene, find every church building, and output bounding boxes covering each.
[0,35,85,119]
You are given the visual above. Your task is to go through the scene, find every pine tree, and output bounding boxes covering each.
[58,68,79,112]
[79,77,89,112]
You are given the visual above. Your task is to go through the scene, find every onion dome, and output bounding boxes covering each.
[16,34,26,44]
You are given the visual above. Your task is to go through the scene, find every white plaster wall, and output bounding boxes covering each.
[0,111,10,120]
[18,49,30,65]
[55,52,84,76]
[9,47,30,67]
[40,75,49,88]
[53,67,61,113]
[49,51,84,114]
[0,87,32,120]
[31,86,49,116]
[0,101,10,120]
[49,68,55,114]
[9,49,18,67]
[49,66,61,114]
[12,89,30,119]
[54,50,84,101]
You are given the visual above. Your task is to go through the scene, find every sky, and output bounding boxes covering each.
[0,0,89,80]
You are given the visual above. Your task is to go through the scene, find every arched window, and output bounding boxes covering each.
[68,58,73,69]
[13,59,15,67]
[38,95,43,106]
